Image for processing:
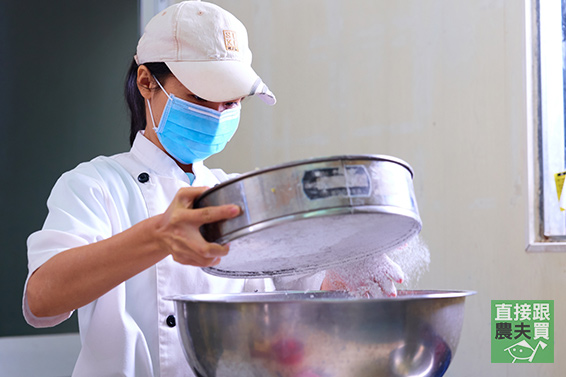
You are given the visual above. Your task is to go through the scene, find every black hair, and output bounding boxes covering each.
[124,59,172,146]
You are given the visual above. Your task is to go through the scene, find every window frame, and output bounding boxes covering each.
[526,0,566,252]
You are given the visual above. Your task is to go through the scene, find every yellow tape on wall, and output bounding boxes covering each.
[554,171,566,211]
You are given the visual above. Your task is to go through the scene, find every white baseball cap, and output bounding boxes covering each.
[135,0,276,105]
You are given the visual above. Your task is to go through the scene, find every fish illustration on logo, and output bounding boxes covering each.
[504,340,547,363]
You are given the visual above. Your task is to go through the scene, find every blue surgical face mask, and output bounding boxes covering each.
[147,78,241,165]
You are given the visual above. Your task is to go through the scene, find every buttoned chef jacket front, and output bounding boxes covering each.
[23,132,324,377]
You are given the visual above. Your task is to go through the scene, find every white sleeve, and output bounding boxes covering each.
[271,271,327,291]
[241,272,326,293]
[209,168,240,183]
[24,165,114,328]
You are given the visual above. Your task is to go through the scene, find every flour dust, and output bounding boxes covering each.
[326,234,431,298]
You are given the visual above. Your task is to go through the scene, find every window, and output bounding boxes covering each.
[527,0,566,251]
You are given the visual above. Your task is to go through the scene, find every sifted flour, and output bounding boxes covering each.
[325,234,431,298]
[206,212,422,278]
[388,234,431,288]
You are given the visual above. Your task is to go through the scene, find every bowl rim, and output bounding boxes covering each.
[165,289,476,304]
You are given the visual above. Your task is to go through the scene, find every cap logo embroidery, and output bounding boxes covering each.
[223,30,238,52]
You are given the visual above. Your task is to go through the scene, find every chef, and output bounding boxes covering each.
[22,1,404,376]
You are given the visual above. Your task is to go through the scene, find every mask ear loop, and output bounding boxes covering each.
[146,75,171,131]
[152,75,171,99]
[147,99,157,131]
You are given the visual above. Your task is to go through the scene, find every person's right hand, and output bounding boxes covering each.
[155,186,241,267]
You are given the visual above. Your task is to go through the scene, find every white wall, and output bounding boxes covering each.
[209,0,566,375]
[0,334,80,377]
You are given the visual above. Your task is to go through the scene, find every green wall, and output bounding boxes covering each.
[0,0,138,336]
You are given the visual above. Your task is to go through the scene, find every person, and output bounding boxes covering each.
[22,1,404,376]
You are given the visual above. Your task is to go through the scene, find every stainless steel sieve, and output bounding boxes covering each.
[195,155,422,278]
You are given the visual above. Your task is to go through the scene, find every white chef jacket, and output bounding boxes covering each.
[23,132,324,377]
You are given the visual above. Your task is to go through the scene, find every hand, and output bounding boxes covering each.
[155,186,241,267]
[321,253,405,297]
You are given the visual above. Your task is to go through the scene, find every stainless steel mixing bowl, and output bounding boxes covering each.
[169,290,474,377]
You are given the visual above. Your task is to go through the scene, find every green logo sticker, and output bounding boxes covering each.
[491,300,554,363]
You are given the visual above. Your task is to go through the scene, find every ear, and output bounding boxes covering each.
[137,65,155,100]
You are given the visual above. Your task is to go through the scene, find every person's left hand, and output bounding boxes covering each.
[321,253,404,297]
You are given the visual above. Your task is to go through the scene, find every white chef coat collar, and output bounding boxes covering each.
[131,131,220,186]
